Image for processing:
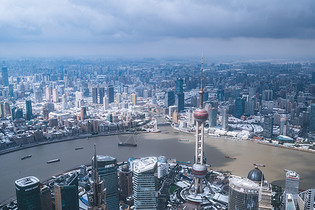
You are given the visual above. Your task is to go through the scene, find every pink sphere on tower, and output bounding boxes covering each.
[194,108,208,122]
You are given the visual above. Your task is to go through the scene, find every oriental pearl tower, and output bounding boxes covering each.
[182,55,212,204]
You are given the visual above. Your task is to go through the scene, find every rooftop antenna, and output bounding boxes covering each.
[93,144,98,182]
[199,51,204,109]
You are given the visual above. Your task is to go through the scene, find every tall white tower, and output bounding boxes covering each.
[184,55,211,203]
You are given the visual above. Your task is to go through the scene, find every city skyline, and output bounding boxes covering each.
[0,0,315,59]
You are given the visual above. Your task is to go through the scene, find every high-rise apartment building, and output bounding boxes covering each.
[46,86,52,102]
[130,93,137,106]
[52,88,58,103]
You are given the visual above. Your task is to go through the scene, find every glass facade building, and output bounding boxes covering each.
[15,176,41,210]
[165,91,175,107]
[26,100,32,121]
[2,66,9,86]
[107,86,115,103]
[92,155,119,210]
[228,176,259,210]
[54,172,79,210]
[132,157,158,210]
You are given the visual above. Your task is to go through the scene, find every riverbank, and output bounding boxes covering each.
[255,140,315,154]
[171,124,315,154]
[0,131,138,156]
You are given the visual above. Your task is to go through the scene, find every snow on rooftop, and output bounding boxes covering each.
[229,176,259,194]
[132,156,157,173]
[15,176,39,187]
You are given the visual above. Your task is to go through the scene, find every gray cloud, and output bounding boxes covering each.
[0,0,314,57]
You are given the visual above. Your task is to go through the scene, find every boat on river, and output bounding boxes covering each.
[21,155,32,160]
[118,134,137,147]
[225,156,236,159]
[47,159,60,164]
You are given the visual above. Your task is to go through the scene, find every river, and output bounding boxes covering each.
[1,125,315,203]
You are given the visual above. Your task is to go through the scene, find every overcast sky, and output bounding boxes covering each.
[0,0,315,59]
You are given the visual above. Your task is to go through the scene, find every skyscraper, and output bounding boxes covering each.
[297,189,315,210]
[52,88,58,103]
[46,86,52,102]
[132,157,158,209]
[15,176,41,210]
[88,145,107,210]
[107,86,114,103]
[80,107,87,120]
[285,170,300,208]
[92,155,119,210]
[0,102,4,118]
[54,172,79,210]
[176,92,185,112]
[165,91,175,107]
[309,104,315,132]
[26,100,32,121]
[118,165,133,201]
[8,84,14,97]
[175,78,185,112]
[228,176,259,210]
[2,66,9,86]
[130,93,137,106]
[263,115,273,138]
[40,186,53,210]
[92,87,98,104]
[103,97,109,110]
[222,108,228,130]
[208,107,217,127]
[99,87,105,104]
[280,117,288,136]
[35,90,42,103]
[175,78,183,94]
[234,97,245,118]
[15,108,23,119]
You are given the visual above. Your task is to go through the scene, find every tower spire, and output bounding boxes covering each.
[93,144,98,182]
[199,52,204,108]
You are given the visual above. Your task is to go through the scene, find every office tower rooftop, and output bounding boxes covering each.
[15,176,41,210]
[132,157,158,209]
[229,176,259,210]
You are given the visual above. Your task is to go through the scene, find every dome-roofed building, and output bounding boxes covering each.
[247,167,265,182]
